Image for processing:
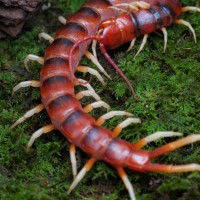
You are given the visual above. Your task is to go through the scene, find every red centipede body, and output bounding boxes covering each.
[41,0,199,174]
[68,0,188,98]
[41,0,147,166]
[97,0,182,49]
[11,0,200,199]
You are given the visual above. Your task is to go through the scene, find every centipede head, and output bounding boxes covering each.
[98,18,125,49]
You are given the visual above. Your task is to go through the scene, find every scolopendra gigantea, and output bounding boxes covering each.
[0,0,199,199]
[69,0,200,98]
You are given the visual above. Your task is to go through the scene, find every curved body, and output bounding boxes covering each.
[41,0,150,171]
[40,0,200,172]
[12,0,200,199]
[99,0,182,49]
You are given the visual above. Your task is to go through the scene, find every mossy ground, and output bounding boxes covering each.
[0,0,200,199]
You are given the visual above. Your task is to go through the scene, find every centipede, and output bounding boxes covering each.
[8,0,200,199]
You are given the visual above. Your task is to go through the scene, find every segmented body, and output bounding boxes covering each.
[11,0,200,199]
[98,0,182,49]
[41,0,150,170]
[68,0,191,97]
[41,0,200,181]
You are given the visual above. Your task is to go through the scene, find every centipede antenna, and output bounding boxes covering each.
[181,6,200,13]
[12,80,40,95]
[126,38,136,52]
[161,28,168,53]
[69,36,138,99]
[99,43,138,100]
[38,32,54,43]
[67,157,96,194]
[69,36,111,81]
[117,167,136,200]
[175,19,197,43]
[10,104,45,129]
[27,124,55,149]
[135,34,148,57]
[132,131,183,149]
[58,16,67,24]
[24,54,44,72]
[70,144,77,179]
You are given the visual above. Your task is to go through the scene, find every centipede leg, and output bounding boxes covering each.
[96,111,134,125]
[71,101,110,177]
[181,6,200,13]
[109,1,150,13]
[75,90,101,101]
[83,101,110,113]
[117,167,136,200]
[67,157,96,194]
[108,6,128,13]
[175,19,197,42]
[27,124,55,149]
[131,1,150,9]
[70,102,112,179]
[69,99,110,178]
[161,28,168,52]
[84,50,111,79]
[58,16,67,25]
[149,134,200,159]
[112,117,141,138]
[132,131,183,149]
[24,54,44,72]
[70,144,77,179]
[143,134,200,173]
[75,78,95,92]
[12,80,40,95]
[135,34,148,57]
[126,38,136,52]
[76,66,105,85]
[92,40,97,58]
[10,104,45,129]
[38,32,54,43]
[143,163,200,173]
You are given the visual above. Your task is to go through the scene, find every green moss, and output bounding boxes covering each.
[0,0,200,200]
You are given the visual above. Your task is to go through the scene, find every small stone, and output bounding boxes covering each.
[0,0,44,38]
